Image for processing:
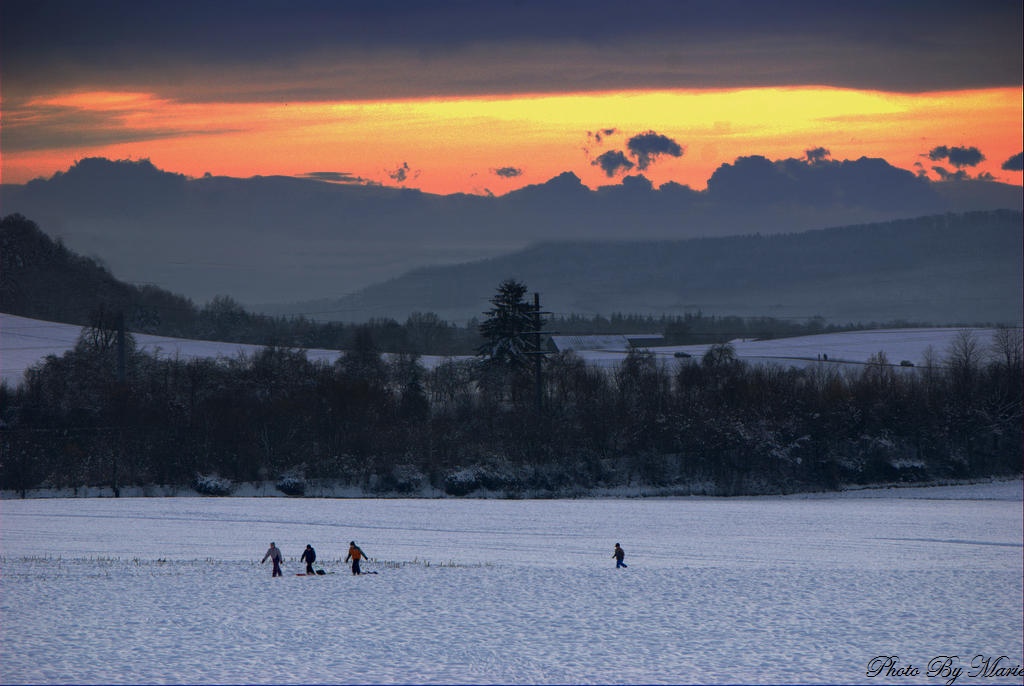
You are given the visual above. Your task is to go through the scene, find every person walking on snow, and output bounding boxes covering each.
[613,542,627,568]
[345,541,367,575]
[301,544,317,575]
[262,542,284,577]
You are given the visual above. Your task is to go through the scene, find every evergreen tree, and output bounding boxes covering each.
[476,279,538,369]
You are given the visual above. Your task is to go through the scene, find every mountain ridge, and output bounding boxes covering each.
[1,157,1020,307]
[307,210,1024,325]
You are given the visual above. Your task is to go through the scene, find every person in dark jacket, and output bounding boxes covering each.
[261,542,284,577]
[300,544,317,575]
[613,542,627,568]
[345,541,367,575]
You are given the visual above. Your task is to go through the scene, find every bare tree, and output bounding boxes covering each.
[946,329,984,394]
[77,305,132,357]
[990,326,1023,376]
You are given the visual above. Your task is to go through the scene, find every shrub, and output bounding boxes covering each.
[275,474,306,496]
[193,473,233,496]
[443,467,480,496]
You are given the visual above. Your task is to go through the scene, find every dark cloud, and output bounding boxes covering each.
[387,162,419,184]
[1002,152,1024,171]
[302,171,369,185]
[2,1,1020,104]
[931,166,970,181]
[0,104,236,152]
[592,150,634,177]
[589,128,618,144]
[805,147,831,164]
[928,145,985,168]
[707,154,937,211]
[627,131,684,170]
[493,166,523,178]
[620,174,654,192]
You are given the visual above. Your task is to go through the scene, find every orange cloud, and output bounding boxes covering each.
[3,86,1021,194]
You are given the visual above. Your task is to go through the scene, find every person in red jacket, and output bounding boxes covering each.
[345,541,367,575]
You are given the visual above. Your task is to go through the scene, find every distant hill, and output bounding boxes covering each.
[0,213,198,333]
[318,211,1024,325]
[1,157,1020,307]
[4,206,1021,329]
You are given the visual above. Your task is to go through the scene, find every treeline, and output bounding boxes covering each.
[2,324,1020,497]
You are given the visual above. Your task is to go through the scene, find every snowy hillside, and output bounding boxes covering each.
[0,312,446,387]
[564,326,1009,371]
[0,311,1008,387]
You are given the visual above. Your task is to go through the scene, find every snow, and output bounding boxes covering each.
[2,482,1022,684]
[0,313,342,387]
[577,327,1010,371]
[2,314,1021,682]
[0,312,455,387]
[0,311,1010,387]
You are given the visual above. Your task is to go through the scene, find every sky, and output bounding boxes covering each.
[1,0,1022,196]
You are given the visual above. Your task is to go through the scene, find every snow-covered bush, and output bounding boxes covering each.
[443,463,525,496]
[443,467,481,496]
[192,473,233,496]
[386,464,426,494]
[275,472,306,496]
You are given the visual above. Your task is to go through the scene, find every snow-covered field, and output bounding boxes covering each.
[573,327,1012,371]
[2,481,1021,684]
[2,316,1022,682]
[0,313,348,387]
[0,311,1011,387]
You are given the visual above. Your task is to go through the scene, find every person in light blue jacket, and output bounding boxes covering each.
[262,542,283,577]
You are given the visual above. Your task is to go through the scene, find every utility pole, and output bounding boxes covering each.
[114,310,127,496]
[532,292,544,416]
[116,311,127,384]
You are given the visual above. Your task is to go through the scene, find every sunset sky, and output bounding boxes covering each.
[2,0,1021,196]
